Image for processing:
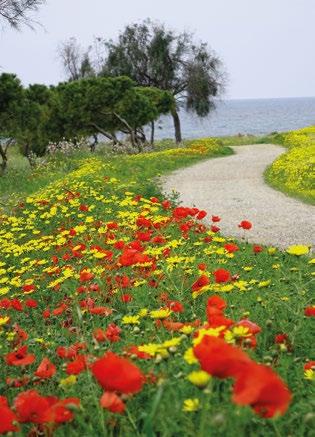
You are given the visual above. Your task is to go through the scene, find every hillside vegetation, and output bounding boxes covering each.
[0,138,314,436]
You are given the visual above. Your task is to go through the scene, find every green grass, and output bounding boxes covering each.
[0,139,232,205]
[0,137,314,436]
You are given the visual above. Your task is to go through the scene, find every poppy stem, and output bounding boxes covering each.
[197,382,212,437]
[126,408,141,437]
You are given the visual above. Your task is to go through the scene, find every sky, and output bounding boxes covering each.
[0,0,315,99]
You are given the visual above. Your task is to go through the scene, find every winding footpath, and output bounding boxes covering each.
[162,144,315,249]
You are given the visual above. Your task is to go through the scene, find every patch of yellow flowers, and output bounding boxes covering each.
[268,128,315,201]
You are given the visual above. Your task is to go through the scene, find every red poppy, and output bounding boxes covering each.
[0,298,11,309]
[224,243,239,253]
[6,375,30,388]
[136,231,152,242]
[238,220,252,230]
[194,335,251,379]
[211,225,220,233]
[161,319,185,331]
[12,325,28,344]
[305,306,315,317]
[274,334,288,344]
[14,390,50,423]
[106,221,119,230]
[172,207,190,220]
[115,275,131,288]
[25,298,38,308]
[14,390,80,424]
[100,392,125,414]
[162,200,171,209]
[93,328,107,342]
[191,274,210,292]
[66,355,87,375]
[197,210,207,220]
[22,284,36,293]
[206,295,227,313]
[198,263,207,271]
[152,235,166,244]
[211,215,221,222]
[35,357,56,379]
[235,319,261,335]
[304,361,315,370]
[11,299,23,311]
[39,397,80,424]
[121,293,133,303]
[0,397,19,433]
[206,296,233,327]
[136,216,152,228]
[89,306,113,316]
[213,268,231,283]
[91,351,144,394]
[232,362,291,418]
[114,240,125,250]
[167,300,184,313]
[207,314,234,328]
[56,343,86,360]
[253,245,263,253]
[126,346,152,360]
[105,324,121,343]
[5,345,36,367]
[119,249,150,267]
[79,270,94,282]
[79,204,89,211]
[43,309,51,319]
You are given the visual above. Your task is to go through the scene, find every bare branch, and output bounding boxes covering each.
[0,0,45,29]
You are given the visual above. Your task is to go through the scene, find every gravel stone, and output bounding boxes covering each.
[162,144,315,250]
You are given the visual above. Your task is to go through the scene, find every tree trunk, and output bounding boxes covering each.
[0,144,8,175]
[150,121,155,145]
[90,134,98,152]
[89,123,122,146]
[171,109,182,143]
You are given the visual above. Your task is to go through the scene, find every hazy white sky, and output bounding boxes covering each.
[1,0,314,99]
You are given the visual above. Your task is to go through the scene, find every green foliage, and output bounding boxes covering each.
[0,73,23,138]
[0,73,175,166]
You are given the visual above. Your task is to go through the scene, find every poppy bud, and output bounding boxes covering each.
[304,413,315,425]
[211,413,226,427]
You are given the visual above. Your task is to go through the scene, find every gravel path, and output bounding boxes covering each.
[162,144,315,249]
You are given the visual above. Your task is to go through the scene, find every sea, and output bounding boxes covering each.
[152,97,315,139]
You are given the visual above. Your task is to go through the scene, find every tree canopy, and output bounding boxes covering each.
[51,76,174,150]
[102,20,224,142]
[60,20,225,142]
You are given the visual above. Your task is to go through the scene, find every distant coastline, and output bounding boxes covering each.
[154,96,315,139]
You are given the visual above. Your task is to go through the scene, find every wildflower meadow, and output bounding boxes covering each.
[0,137,314,436]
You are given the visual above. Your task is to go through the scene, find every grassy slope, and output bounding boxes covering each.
[0,138,314,437]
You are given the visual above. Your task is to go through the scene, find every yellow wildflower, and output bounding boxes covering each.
[286,245,310,256]
[304,369,315,381]
[183,348,198,365]
[182,398,200,412]
[150,308,172,319]
[59,375,77,388]
[187,370,211,388]
[122,315,140,325]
